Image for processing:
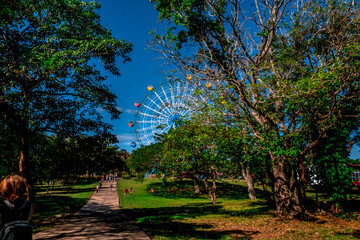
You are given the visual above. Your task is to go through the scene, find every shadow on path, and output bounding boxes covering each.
[33,180,149,240]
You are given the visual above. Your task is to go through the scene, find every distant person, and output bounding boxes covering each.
[151,188,155,196]
[130,187,134,194]
[0,175,33,239]
[96,185,99,193]
[124,188,128,197]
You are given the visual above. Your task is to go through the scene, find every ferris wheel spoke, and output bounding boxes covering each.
[139,125,163,133]
[161,85,171,106]
[143,100,168,119]
[172,81,180,109]
[160,86,173,115]
[153,90,173,115]
[141,131,161,141]
[138,134,152,141]
[138,135,153,145]
[176,81,182,108]
[137,120,162,124]
[178,109,188,117]
[169,84,175,109]
[145,96,164,112]
[138,111,168,121]
[145,138,156,145]
[163,124,173,133]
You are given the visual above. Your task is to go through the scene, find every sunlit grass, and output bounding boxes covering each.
[118,178,360,240]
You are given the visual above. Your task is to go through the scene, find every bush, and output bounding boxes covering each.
[122,174,130,179]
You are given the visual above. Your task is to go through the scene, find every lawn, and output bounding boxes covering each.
[118,178,360,240]
[31,178,98,233]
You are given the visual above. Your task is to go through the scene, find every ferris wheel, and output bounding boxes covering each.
[129,80,205,147]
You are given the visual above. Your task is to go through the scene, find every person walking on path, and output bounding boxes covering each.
[33,179,149,240]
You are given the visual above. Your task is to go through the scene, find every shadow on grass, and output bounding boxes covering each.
[342,199,360,213]
[32,195,90,232]
[147,180,268,201]
[122,201,268,239]
[35,187,96,194]
[335,229,360,239]
[33,199,149,239]
[32,180,99,233]
[35,178,99,193]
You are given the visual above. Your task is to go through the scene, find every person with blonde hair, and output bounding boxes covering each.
[0,174,33,239]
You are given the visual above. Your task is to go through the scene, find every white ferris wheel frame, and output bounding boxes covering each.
[135,81,204,146]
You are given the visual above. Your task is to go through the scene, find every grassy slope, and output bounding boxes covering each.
[118,178,360,240]
[32,178,98,232]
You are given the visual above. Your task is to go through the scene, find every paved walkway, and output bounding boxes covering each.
[33,180,150,240]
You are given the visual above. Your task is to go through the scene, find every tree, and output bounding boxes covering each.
[310,120,356,205]
[0,0,132,188]
[215,126,261,200]
[162,121,224,204]
[30,133,126,186]
[191,86,263,200]
[151,0,360,214]
[126,143,163,181]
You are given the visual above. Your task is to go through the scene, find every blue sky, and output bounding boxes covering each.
[96,1,165,153]
[95,1,360,160]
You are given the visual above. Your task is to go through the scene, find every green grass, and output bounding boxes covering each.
[32,178,98,233]
[118,178,271,239]
[118,178,360,240]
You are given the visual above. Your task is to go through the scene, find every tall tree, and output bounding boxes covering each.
[151,0,360,214]
[0,0,132,187]
[162,121,223,204]
[127,143,163,181]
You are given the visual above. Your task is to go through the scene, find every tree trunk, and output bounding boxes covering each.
[210,166,217,204]
[19,127,35,201]
[46,181,50,196]
[241,163,256,199]
[272,161,302,215]
[19,134,29,178]
[272,164,291,214]
[298,155,307,204]
[191,175,201,194]
[289,165,301,210]
[203,176,216,204]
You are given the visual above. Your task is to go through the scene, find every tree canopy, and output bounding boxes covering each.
[150,0,360,214]
[0,0,132,185]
